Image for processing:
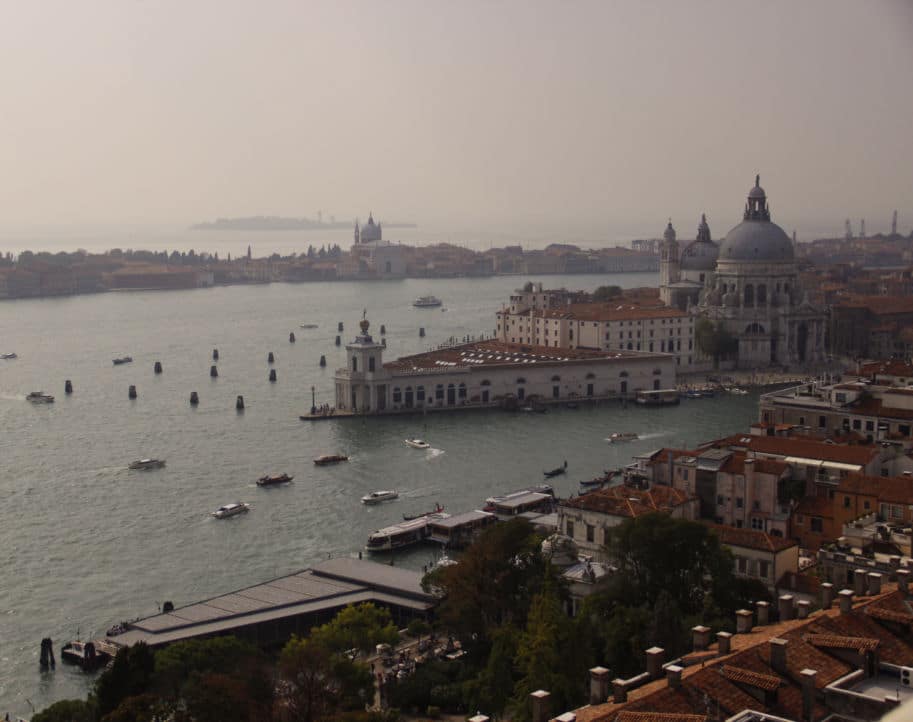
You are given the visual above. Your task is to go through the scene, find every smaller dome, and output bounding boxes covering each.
[680,239,719,271]
[748,174,766,199]
[541,533,579,568]
[663,220,676,242]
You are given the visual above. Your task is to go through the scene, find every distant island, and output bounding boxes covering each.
[191,216,418,231]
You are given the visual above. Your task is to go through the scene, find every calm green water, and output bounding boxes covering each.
[0,273,760,716]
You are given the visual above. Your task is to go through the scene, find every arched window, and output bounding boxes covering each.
[757,284,767,305]
[516,377,526,384]
[619,371,629,378]
[435,384,444,400]
[416,385,425,401]
[352,356,358,372]
[585,372,596,380]
[480,379,491,386]
[652,368,662,375]
[744,284,754,307]
[458,382,467,399]
[746,322,766,335]
[550,375,561,382]
[392,387,402,404]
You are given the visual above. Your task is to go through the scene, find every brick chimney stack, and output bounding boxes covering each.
[820,582,834,609]
[588,667,611,705]
[530,690,550,722]
[800,668,818,722]
[770,638,788,676]
[716,631,732,655]
[756,600,770,625]
[839,589,854,614]
[645,647,665,679]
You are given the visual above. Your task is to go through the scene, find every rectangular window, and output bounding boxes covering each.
[736,497,743,509]
[566,521,574,537]
[811,517,823,533]
[843,496,851,508]
[759,560,770,579]
[717,495,724,506]
[586,525,595,543]
[368,356,375,372]
[737,557,747,573]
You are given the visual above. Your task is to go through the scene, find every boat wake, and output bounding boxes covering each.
[425,448,445,459]
[637,432,670,441]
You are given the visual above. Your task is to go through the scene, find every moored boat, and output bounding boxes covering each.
[212,502,250,518]
[314,454,349,466]
[607,432,638,443]
[61,640,109,670]
[361,490,399,505]
[26,391,54,404]
[0,352,17,359]
[403,502,444,521]
[129,458,166,470]
[404,438,431,449]
[544,461,568,478]
[365,512,448,552]
[412,295,442,308]
[257,473,293,486]
[112,356,133,365]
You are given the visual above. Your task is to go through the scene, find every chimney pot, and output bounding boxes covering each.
[691,625,712,651]
[896,568,910,595]
[778,594,795,621]
[588,667,611,705]
[854,569,868,596]
[555,715,577,722]
[612,679,627,704]
[770,638,788,675]
[469,717,490,722]
[756,600,770,625]
[645,647,665,679]
[530,690,551,722]
[666,664,683,689]
[820,582,834,609]
[838,588,854,614]
[867,572,883,595]
[797,600,811,619]
[800,668,817,722]
[736,609,753,634]
[716,631,733,655]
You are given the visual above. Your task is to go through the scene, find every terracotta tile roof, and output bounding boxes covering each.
[812,608,913,665]
[847,398,913,421]
[704,523,798,553]
[858,360,913,378]
[836,473,913,505]
[803,633,880,653]
[686,669,761,716]
[863,592,913,625]
[562,484,696,518]
[539,303,689,322]
[720,665,781,691]
[712,434,879,466]
[614,713,706,722]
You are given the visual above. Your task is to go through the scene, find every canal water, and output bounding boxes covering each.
[0,272,761,715]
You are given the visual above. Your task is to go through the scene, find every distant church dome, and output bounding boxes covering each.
[680,213,718,271]
[719,176,794,262]
[663,220,676,242]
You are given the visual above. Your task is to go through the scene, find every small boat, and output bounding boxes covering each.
[684,389,704,399]
[61,640,109,670]
[0,352,17,359]
[361,490,399,505]
[544,461,568,478]
[212,502,250,519]
[26,391,54,404]
[257,473,293,486]
[129,458,166,470]
[565,402,579,409]
[727,387,749,395]
[404,438,431,449]
[608,432,638,443]
[299,323,319,329]
[314,454,349,466]
[520,405,548,413]
[403,503,444,521]
[112,356,133,365]
[580,469,620,488]
[412,295,442,308]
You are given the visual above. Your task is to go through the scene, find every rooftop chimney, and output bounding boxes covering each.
[800,668,818,722]
[716,631,733,655]
[692,625,711,651]
[778,594,794,621]
[821,582,835,609]
[645,647,665,679]
[530,690,550,722]
[736,609,753,634]
[770,638,788,676]
[897,568,910,595]
[797,600,811,619]
[612,679,627,703]
[756,600,770,626]
[867,572,883,595]
[839,589,855,614]
[468,716,490,722]
[854,569,868,596]
[666,664,683,689]
[589,667,611,705]
[555,714,577,722]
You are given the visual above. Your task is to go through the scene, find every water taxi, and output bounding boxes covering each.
[365,512,448,552]
[257,473,293,486]
[129,458,166,470]
[361,490,399,505]
[404,438,431,449]
[635,389,680,406]
[112,356,133,365]
[412,295,442,308]
[27,391,55,404]
[212,502,250,519]
[313,454,348,466]
[607,432,638,443]
[0,352,17,359]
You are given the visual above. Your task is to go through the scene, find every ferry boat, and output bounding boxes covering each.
[404,438,431,449]
[361,490,399,505]
[365,512,448,552]
[635,389,681,406]
[61,640,109,670]
[0,352,17,359]
[27,391,55,404]
[313,454,348,466]
[257,473,293,486]
[607,432,638,443]
[128,458,166,470]
[212,502,250,519]
[412,295,442,308]
[112,356,133,365]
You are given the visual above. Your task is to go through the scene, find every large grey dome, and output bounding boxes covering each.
[720,220,793,261]
[680,240,719,271]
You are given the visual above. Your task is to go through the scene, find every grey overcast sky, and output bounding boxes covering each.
[1,0,912,242]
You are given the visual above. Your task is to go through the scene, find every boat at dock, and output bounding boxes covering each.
[257,473,293,486]
[404,438,431,449]
[365,512,448,552]
[1,352,17,359]
[412,295,442,308]
[129,458,165,470]
[580,469,620,488]
[636,389,680,406]
[607,432,638,443]
[361,490,399,505]
[543,461,567,478]
[61,640,109,670]
[212,502,250,519]
[26,391,54,404]
[314,454,348,466]
[403,503,444,521]
[483,484,554,516]
[112,356,133,365]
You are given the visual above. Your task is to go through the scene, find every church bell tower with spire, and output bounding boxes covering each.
[659,219,680,306]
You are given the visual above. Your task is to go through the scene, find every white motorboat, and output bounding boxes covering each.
[607,432,638,443]
[412,295,442,308]
[129,458,166,470]
[212,502,250,519]
[0,352,17,360]
[726,387,749,395]
[26,391,55,404]
[404,438,431,449]
[361,490,399,505]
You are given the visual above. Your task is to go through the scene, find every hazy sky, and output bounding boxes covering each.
[2,0,912,242]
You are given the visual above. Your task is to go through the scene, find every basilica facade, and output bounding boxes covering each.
[660,177,826,369]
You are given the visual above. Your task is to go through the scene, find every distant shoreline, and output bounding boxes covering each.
[190,216,418,232]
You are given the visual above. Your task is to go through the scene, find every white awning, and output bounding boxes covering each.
[821,461,864,472]
[784,456,823,467]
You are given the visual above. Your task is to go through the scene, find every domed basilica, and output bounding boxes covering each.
[660,176,825,369]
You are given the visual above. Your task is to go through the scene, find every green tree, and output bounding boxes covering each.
[592,285,623,301]
[309,603,399,659]
[151,636,260,698]
[695,318,738,369]
[471,626,519,716]
[32,699,95,722]
[94,642,155,718]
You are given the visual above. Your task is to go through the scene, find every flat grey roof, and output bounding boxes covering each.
[428,510,495,529]
[494,492,551,509]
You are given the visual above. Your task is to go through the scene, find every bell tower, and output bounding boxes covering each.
[338,311,388,413]
[660,219,680,305]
